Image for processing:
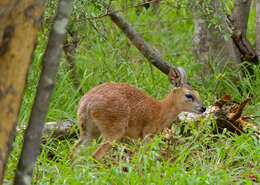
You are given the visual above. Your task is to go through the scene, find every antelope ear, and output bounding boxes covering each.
[168,67,187,87]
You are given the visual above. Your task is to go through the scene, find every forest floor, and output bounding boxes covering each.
[4,1,260,184]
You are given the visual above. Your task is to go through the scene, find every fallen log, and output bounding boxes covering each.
[17,120,76,139]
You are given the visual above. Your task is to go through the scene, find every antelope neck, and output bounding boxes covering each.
[158,89,182,120]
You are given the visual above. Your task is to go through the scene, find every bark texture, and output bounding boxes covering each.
[193,0,258,70]
[192,10,209,64]
[63,27,82,94]
[226,15,258,65]
[14,0,73,184]
[256,1,260,60]
[228,0,258,65]
[207,0,239,64]
[104,3,173,75]
[231,0,251,36]
[0,0,45,183]
[192,0,239,67]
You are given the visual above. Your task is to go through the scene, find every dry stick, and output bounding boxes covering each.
[241,115,260,120]
[44,0,159,24]
[16,120,76,139]
[14,0,73,184]
[104,3,173,75]
[75,0,158,21]
[228,98,251,122]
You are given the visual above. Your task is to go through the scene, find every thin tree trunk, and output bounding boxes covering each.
[231,0,251,36]
[192,0,240,69]
[104,3,173,75]
[230,0,256,64]
[207,0,240,65]
[226,15,258,65]
[14,0,73,184]
[0,0,45,183]
[152,0,160,13]
[227,0,258,66]
[192,10,209,64]
[256,1,260,60]
[63,27,83,94]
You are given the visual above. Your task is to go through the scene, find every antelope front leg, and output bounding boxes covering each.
[92,140,113,161]
[141,125,158,150]
[92,131,125,161]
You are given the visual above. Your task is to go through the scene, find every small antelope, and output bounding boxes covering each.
[72,67,206,161]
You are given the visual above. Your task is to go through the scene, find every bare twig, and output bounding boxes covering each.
[74,0,159,22]
[44,0,161,24]
[235,118,260,131]
[227,98,251,122]
[241,115,260,120]
[214,94,232,108]
[14,0,73,184]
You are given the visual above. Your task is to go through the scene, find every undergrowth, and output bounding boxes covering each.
[4,0,260,184]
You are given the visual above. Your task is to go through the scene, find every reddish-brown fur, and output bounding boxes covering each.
[72,68,206,161]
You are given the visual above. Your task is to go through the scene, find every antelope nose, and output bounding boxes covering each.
[201,105,206,113]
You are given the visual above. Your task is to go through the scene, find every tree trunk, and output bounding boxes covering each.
[192,10,209,64]
[0,0,45,183]
[228,0,258,68]
[14,0,73,184]
[256,1,260,60]
[192,0,240,70]
[231,0,251,36]
[207,0,240,65]
[63,27,83,94]
[152,0,160,13]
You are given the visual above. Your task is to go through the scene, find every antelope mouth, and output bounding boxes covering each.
[195,105,206,114]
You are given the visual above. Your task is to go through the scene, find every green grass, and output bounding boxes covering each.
[4,0,260,184]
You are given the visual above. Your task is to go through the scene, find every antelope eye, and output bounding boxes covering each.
[185,93,194,101]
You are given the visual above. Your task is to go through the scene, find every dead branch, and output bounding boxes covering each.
[104,2,173,75]
[226,15,258,64]
[241,115,260,120]
[214,94,232,108]
[74,0,159,21]
[14,0,73,184]
[227,98,251,122]
[42,120,76,138]
[17,120,76,139]
[177,95,260,135]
